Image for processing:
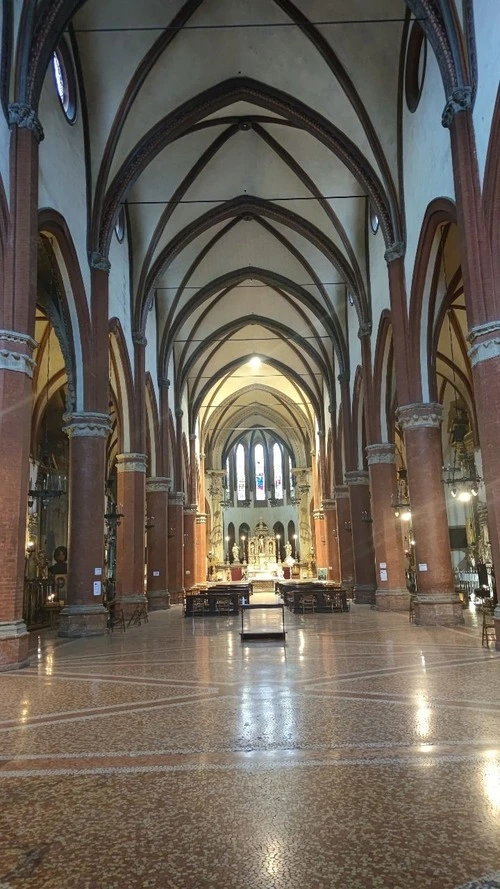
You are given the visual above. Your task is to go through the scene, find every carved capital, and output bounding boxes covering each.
[132,331,147,347]
[8,103,44,142]
[442,86,473,128]
[313,509,325,521]
[189,433,196,442]
[467,320,500,367]
[116,453,147,473]
[337,371,350,384]
[63,412,111,438]
[0,329,37,378]
[345,470,370,486]
[384,242,405,263]
[321,499,336,512]
[169,491,185,506]
[396,402,443,430]
[366,443,396,465]
[196,513,207,525]
[333,485,349,500]
[146,476,171,493]
[175,408,183,419]
[89,251,111,273]
[158,377,170,390]
[358,321,372,339]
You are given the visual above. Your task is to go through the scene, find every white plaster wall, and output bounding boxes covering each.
[38,55,90,303]
[108,229,134,372]
[145,305,159,407]
[0,112,10,209]
[402,43,455,293]
[472,0,500,183]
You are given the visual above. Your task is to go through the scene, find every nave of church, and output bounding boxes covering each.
[1,0,500,885]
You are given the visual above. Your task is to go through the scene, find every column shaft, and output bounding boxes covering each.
[168,493,184,602]
[313,510,327,570]
[367,444,410,612]
[397,403,462,625]
[334,486,355,586]
[184,508,196,590]
[195,513,207,584]
[322,500,341,583]
[345,471,376,604]
[115,453,147,618]
[146,478,170,610]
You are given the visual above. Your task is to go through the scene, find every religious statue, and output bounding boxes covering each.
[284,541,292,561]
[232,543,240,563]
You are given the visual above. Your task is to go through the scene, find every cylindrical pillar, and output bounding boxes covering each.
[397,403,462,625]
[0,330,37,667]
[334,485,355,587]
[366,443,410,612]
[146,477,171,611]
[184,506,196,590]
[115,453,147,619]
[345,471,376,605]
[195,513,207,584]
[168,492,184,602]
[313,509,327,571]
[322,499,341,583]
[59,413,111,636]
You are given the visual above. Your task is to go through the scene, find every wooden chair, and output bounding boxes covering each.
[481,604,496,648]
[299,594,317,613]
[127,602,149,627]
[107,604,126,633]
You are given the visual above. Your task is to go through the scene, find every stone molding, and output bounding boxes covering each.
[313,509,325,521]
[63,412,111,438]
[344,470,370,486]
[169,491,185,506]
[396,402,443,430]
[175,408,183,419]
[184,505,197,517]
[189,433,196,442]
[116,453,147,473]
[0,329,37,350]
[321,499,337,511]
[366,443,396,465]
[132,331,147,347]
[0,348,36,377]
[384,241,405,263]
[467,320,500,367]
[0,619,28,638]
[337,371,349,384]
[158,377,170,389]
[196,513,207,525]
[89,251,111,273]
[333,485,349,500]
[358,321,372,339]
[146,476,170,493]
[442,85,473,128]
[8,103,44,142]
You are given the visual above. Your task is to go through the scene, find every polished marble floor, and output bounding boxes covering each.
[1,602,499,889]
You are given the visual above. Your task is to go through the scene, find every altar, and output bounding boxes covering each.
[245,518,289,591]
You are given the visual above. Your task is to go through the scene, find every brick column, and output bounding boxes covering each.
[146,477,171,611]
[467,324,500,648]
[0,106,43,669]
[313,509,327,570]
[184,506,196,590]
[334,485,355,586]
[115,453,147,618]
[0,331,37,668]
[345,471,376,604]
[397,403,462,625]
[195,513,207,584]
[322,499,341,583]
[59,413,110,636]
[168,492,184,602]
[366,443,410,612]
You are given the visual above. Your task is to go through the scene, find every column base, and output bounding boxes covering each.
[168,587,185,605]
[354,584,376,605]
[114,594,148,620]
[376,589,411,612]
[58,605,108,637]
[147,590,171,611]
[494,606,500,651]
[0,620,30,670]
[413,595,464,626]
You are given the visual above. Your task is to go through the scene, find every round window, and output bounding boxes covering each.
[405,19,427,113]
[52,42,76,123]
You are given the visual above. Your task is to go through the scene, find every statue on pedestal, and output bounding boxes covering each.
[232,543,240,563]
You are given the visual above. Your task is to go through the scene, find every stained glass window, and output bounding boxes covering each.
[255,443,265,500]
[236,445,246,501]
[274,443,283,499]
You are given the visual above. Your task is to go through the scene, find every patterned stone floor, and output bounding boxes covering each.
[1,602,499,888]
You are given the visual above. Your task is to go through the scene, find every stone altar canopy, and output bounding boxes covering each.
[247,517,278,572]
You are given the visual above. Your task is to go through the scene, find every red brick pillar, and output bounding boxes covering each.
[115,453,147,618]
[146,477,171,611]
[322,499,341,583]
[467,329,500,647]
[313,509,327,571]
[0,107,43,668]
[184,506,196,590]
[366,443,409,612]
[334,485,355,586]
[195,513,207,584]
[168,492,184,603]
[59,413,110,636]
[0,330,37,668]
[397,403,462,625]
[345,471,376,604]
